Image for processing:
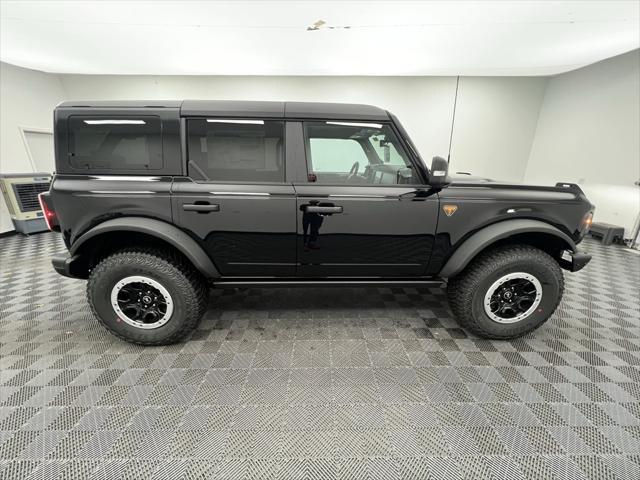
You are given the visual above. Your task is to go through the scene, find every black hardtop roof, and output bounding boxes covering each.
[57,100,184,108]
[56,100,390,121]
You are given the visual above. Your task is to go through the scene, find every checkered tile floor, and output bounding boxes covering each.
[1,232,639,479]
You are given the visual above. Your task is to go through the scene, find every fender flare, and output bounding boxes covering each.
[439,219,576,278]
[70,217,220,278]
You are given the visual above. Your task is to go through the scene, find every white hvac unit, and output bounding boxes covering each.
[0,173,52,234]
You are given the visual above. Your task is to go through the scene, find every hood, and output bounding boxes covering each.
[449,175,591,204]
[450,173,496,184]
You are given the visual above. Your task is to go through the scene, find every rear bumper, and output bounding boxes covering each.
[559,250,592,272]
[51,254,86,279]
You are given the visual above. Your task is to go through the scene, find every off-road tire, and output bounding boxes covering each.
[87,248,208,345]
[447,245,564,339]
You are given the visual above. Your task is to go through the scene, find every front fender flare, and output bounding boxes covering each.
[70,217,220,278]
[439,219,576,279]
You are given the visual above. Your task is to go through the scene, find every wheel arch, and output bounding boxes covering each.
[440,219,576,279]
[69,217,220,279]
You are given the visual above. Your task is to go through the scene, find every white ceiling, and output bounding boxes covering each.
[1,1,639,76]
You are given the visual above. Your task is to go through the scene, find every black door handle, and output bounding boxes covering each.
[183,203,220,213]
[305,205,343,214]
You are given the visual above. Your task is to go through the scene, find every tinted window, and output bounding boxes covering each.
[68,116,162,170]
[188,119,285,183]
[305,121,417,185]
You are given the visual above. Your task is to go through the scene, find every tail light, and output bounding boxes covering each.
[38,192,59,231]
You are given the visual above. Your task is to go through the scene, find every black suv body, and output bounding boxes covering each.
[40,100,594,344]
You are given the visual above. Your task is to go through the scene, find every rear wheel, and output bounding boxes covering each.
[447,245,564,339]
[87,248,208,345]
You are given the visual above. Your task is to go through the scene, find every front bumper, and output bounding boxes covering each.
[51,254,86,279]
[559,250,592,272]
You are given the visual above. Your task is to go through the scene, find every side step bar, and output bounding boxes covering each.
[213,278,445,289]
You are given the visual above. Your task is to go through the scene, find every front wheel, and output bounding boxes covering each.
[447,245,564,339]
[87,248,208,345]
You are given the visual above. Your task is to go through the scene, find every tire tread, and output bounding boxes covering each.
[87,247,208,345]
[447,245,564,339]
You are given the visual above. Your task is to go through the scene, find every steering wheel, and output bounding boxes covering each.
[348,161,359,178]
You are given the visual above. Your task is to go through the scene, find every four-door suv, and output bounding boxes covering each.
[39,100,594,345]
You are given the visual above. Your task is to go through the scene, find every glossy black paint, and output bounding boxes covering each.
[429,182,593,275]
[50,174,174,248]
[171,180,296,276]
[294,185,439,277]
[48,100,594,282]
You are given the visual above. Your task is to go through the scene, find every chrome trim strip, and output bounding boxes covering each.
[209,192,270,196]
[328,194,390,198]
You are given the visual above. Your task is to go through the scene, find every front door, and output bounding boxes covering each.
[173,118,296,277]
[295,120,439,277]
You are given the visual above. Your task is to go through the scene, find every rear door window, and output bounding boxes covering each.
[68,116,163,170]
[187,119,285,183]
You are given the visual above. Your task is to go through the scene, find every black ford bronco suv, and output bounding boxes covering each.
[40,100,594,345]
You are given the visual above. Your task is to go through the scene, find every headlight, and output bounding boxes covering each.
[581,211,594,234]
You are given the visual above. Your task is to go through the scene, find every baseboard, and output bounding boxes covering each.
[0,230,17,239]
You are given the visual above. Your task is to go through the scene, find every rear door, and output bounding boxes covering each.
[172,117,296,277]
[293,120,440,277]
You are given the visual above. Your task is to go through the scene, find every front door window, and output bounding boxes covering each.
[305,121,418,185]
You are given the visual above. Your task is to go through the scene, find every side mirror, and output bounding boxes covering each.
[429,156,450,188]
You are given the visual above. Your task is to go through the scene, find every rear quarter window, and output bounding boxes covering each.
[68,116,163,170]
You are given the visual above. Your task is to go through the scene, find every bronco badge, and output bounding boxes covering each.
[443,205,458,217]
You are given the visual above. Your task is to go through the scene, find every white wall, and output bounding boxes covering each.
[0,62,66,232]
[450,76,547,181]
[526,50,640,234]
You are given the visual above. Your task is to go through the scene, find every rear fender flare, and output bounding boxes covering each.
[439,219,576,278]
[70,217,220,278]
